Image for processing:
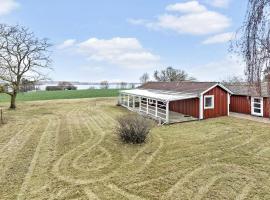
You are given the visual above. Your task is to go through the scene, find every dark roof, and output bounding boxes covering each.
[225,82,269,97]
[139,81,219,95]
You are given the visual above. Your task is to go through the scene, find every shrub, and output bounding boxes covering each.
[45,85,77,91]
[64,85,77,90]
[45,86,63,91]
[116,114,152,144]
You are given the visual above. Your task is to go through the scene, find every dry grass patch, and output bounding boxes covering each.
[0,98,270,199]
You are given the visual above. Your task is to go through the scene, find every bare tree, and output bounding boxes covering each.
[139,73,149,84]
[263,67,270,81]
[153,66,195,82]
[221,75,245,84]
[120,82,127,89]
[100,80,109,89]
[0,24,51,109]
[58,81,77,90]
[20,78,37,92]
[233,0,270,95]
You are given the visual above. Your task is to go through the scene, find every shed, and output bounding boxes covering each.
[225,83,270,118]
[118,82,232,124]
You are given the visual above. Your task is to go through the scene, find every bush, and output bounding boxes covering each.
[116,114,152,144]
[64,85,77,90]
[46,86,63,91]
[45,85,77,91]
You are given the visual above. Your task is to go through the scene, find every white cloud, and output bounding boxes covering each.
[157,12,230,35]
[189,55,245,81]
[59,37,160,69]
[57,39,76,49]
[0,0,19,16]
[166,1,206,13]
[202,32,235,44]
[206,0,231,8]
[128,1,231,35]
[126,18,149,26]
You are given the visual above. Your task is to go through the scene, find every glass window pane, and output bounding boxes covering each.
[254,103,261,108]
[254,108,261,113]
[254,98,261,103]
[205,97,212,107]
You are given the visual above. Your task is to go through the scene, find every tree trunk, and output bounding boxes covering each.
[10,93,17,109]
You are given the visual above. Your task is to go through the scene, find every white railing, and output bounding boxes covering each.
[119,93,168,123]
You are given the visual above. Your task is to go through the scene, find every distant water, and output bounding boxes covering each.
[37,83,141,90]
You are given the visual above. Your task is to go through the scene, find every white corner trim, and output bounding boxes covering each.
[204,95,215,109]
[199,94,204,119]
[227,93,230,116]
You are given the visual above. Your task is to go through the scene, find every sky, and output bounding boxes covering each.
[0,0,248,82]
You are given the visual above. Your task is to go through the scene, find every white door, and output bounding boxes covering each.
[251,97,263,117]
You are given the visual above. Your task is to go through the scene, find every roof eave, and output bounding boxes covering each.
[120,89,199,102]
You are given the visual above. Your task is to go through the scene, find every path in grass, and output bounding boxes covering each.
[0,98,270,199]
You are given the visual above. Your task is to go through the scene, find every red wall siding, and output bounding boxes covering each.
[263,97,270,118]
[169,98,199,118]
[230,95,270,118]
[230,95,251,115]
[203,86,228,119]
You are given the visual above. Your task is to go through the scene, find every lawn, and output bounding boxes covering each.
[0,98,270,199]
[0,89,120,102]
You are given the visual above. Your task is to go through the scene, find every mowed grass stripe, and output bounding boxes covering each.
[52,114,111,185]
[55,108,80,156]
[0,118,48,199]
[17,117,60,199]
[0,121,33,150]
[0,119,41,181]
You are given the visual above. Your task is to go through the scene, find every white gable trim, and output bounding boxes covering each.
[201,83,233,95]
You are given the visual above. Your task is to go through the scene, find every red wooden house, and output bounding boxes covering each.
[119,82,233,124]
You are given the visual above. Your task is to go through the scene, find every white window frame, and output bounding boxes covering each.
[204,95,214,109]
[251,97,263,117]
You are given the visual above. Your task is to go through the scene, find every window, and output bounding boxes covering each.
[204,95,214,109]
[251,97,263,116]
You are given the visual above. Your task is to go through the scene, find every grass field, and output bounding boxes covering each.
[0,98,270,199]
[0,89,120,102]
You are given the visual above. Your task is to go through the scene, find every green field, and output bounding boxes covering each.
[0,98,270,199]
[0,89,120,102]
